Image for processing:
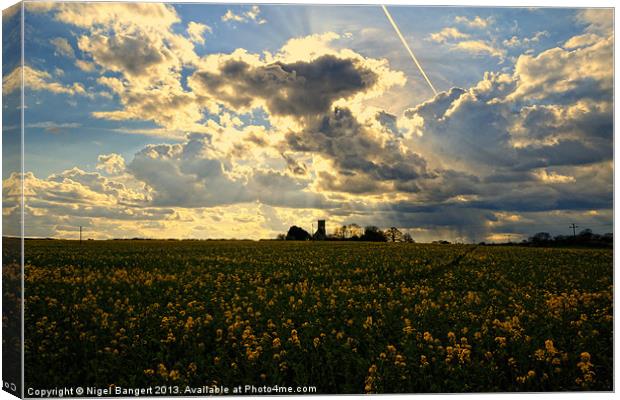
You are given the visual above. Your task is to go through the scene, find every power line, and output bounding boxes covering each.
[569,223,579,237]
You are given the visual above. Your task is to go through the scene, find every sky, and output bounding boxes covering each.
[1,2,614,242]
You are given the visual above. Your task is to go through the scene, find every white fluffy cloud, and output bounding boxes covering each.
[221,6,266,25]
[97,153,127,175]
[454,15,493,29]
[453,40,505,58]
[186,22,211,45]
[3,66,86,96]
[50,37,75,58]
[428,27,470,43]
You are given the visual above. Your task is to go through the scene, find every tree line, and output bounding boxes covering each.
[520,229,612,248]
[277,225,414,242]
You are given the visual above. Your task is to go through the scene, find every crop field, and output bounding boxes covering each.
[20,239,612,393]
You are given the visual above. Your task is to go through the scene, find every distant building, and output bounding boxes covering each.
[314,219,327,240]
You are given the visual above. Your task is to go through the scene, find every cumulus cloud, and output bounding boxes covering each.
[509,36,612,102]
[97,153,127,175]
[576,8,613,35]
[126,134,334,209]
[221,5,266,24]
[78,33,170,77]
[400,25,612,215]
[3,66,86,96]
[287,107,430,193]
[428,27,470,43]
[453,40,505,58]
[404,38,612,173]
[50,37,75,58]
[186,21,211,44]
[425,22,504,59]
[454,15,493,28]
[36,2,205,133]
[189,55,379,118]
[75,59,96,72]
[503,31,549,48]
[31,2,181,31]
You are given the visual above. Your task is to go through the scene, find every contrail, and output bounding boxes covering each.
[381,5,438,96]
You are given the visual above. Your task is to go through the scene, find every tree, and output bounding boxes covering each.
[285,226,311,241]
[361,226,387,242]
[332,225,348,239]
[403,232,414,243]
[276,233,286,240]
[530,232,551,243]
[347,223,363,239]
[385,227,404,242]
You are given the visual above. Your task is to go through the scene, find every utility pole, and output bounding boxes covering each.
[79,226,83,243]
[569,223,579,237]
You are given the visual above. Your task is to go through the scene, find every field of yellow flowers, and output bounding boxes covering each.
[23,239,612,393]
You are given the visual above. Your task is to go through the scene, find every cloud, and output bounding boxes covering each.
[188,32,405,122]
[563,33,601,49]
[75,59,96,72]
[3,66,86,96]
[287,107,430,194]
[454,15,493,29]
[576,8,613,35]
[425,21,504,59]
[39,5,406,144]
[453,40,505,58]
[221,5,266,25]
[402,27,612,181]
[32,2,180,31]
[126,134,334,209]
[533,169,575,184]
[39,2,204,133]
[26,121,81,133]
[221,9,244,23]
[186,21,211,44]
[502,31,549,48]
[50,37,75,58]
[97,153,127,175]
[509,35,612,102]
[281,153,308,176]
[428,27,470,43]
[189,54,379,118]
[2,169,180,239]
[77,32,171,77]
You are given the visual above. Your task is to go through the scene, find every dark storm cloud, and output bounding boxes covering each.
[80,32,168,76]
[287,107,431,192]
[375,111,399,136]
[517,103,613,143]
[514,140,612,170]
[403,87,466,121]
[415,169,481,202]
[189,55,378,117]
[281,153,308,175]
